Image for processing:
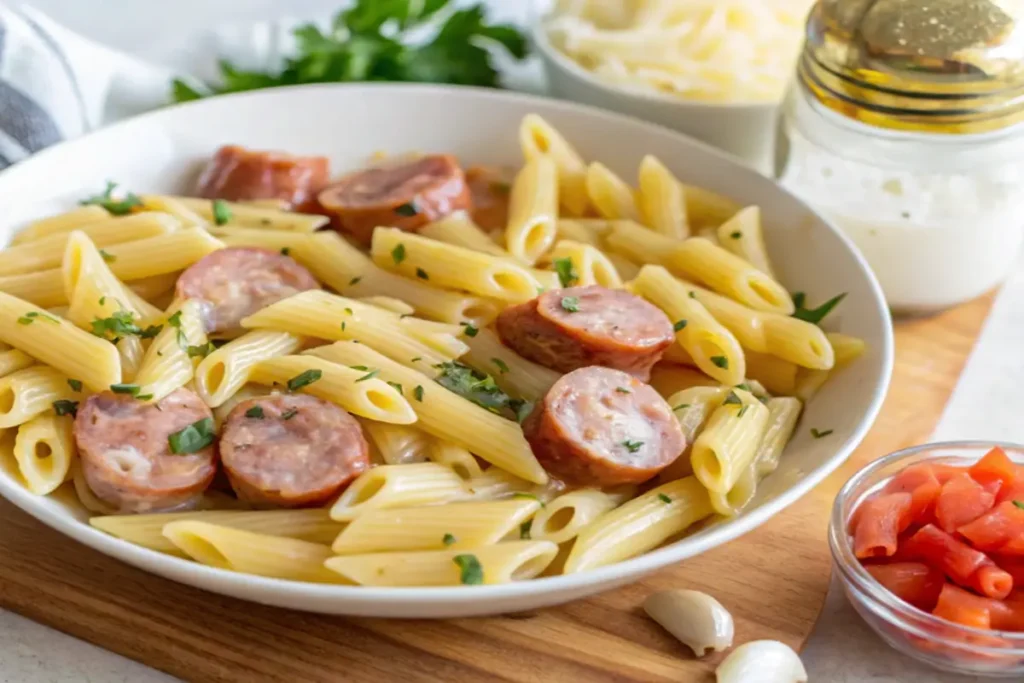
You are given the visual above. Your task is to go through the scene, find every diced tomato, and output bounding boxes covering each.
[958,501,1024,554]
[902,524,1013,599]
[864,562,945,610]
[996,479,1024,506]
[931,463,967,484]
[969,447,1017,492]
[994,555,1024,586]
[853,492,913,559]
[933,583,994,629]
[934,473,995,533]
[1001,591,1024,631]
[882,463,942,524]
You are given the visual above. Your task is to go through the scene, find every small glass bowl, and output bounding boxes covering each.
[830,441,1024,677]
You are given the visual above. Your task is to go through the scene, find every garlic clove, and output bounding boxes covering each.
[643,589,734,657]
[715,640,807,683]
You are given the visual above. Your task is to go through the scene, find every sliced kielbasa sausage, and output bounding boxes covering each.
[317,154,472,245]
[74,389,218,513]
[175,247,319,335]
[219,393,370,508]
[523,366,685,486]
[496,285,675,381]
[196,144,329,210]
[465,165,513,233]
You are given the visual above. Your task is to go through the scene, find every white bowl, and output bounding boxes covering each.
[0,84,893,618]
[532,21,781,173]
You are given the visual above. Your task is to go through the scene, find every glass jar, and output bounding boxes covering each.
[776,0,1024,316]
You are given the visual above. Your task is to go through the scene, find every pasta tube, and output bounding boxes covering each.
[0,366,77,429]
[132,300,208,402]
[419,212,510,258]
[717,206,774,278]
[691,389,770,500]
[637,155,688,239]
[193,330,302,407]
[546,239,623,289]
[725,397,803,514]
[361,421,431,465]
[520,113,589,215]
[13,413,75,495]
[151,195,329,231]
[329,463,467,521]
[10,205,110,245]
[506,155,559,264]
[530,488,630,544]
[586,162,639,221]
[460,327,560,402]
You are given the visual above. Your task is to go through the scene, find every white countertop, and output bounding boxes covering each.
[1,2,993,680]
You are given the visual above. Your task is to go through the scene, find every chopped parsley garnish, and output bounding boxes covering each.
[110,383,141,396]
[17,311,59,325]
[245,406,265,419]
[736,382,752,392]
[413,385,425,402]
[553,257,578,287]
[792,292,847,326]
[287,369,322,391]
[186,342,216,358]
[166,310,186,348]
[672,403,691,411]
[722,391,742,406]
[391,243,406,264]
[91,310,141,339]
[434,361,519,418]
[416,267,429,280]
[512,492,545,507]
[168,417,216,454]
[354,369,379,382]
[492,358,510,374]
[453,553,484,585]
[560,296,580,313]
[688,291,696,299]
[411,357,422,363]
[519,520,532,539]
[442,533,457,546]
[710,356,729,369]
[79,181,142,216]
[616,387,631,394]
[67,379,83,392]
[1014,500,1024,510]
[729,231,741,240]
[281,408,299,420]
[341,322,346,332]
[139,324,163,339]
[394,202,418,217]
[99,249,116,262]
[212,199,232,225]
[509,399,534,424]
[621,439,643,453]
[349,276,363,286]
[53,399,78,417]
[462,322,479,337]
[137,394,154,401]
[810,428,833,439]
[737,404,750,418]
[658,493,672,504]
[673,320,687,332]
[280,247,291,256]
[387,381,403,393]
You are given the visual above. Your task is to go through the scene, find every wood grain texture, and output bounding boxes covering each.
[0,295,992,683]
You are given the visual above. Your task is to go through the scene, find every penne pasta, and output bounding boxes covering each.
[555,218,609,246]
[152,195,329,231]
[506,155,559,264]
[361,421,431,465]
[725,397,803,514]
[0,269,69,308]
[794,332,867,401]
[0,347,35,379]
[248,354,415,424]
[547,239,623,289]
[371,227,555,302]
[91,508,341,556]
[356,296,415,316]
[324,540,558,586]
[428,440,485,480]
[329,463,467,521]
[137,195,207,227]
[530,488,630,544]
[193,330,303,408]
[683,185,742,227]
[0,366,77,429]
[460,327,560,402]
[10,205,111,245]
[564,477,713,573]
[648,362,716,398]
[132,300,208,402]
[657,385,729,482]
[419,212,511,258]
[163,521,345,583]
[744,349,799,396]
[93,227,224,281]
[13,412,75,495]
[210,226,305,253]
[331,499,540,554]
[691,388,770,502]
[519,114,589,215]
[586,161,639,221]
[637,155,689,239]
[306,342,548,484]
[717,206,775,278]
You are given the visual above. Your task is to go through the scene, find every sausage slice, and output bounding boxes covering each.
[318,154,471,245]
[497,285,674,381]
[524,367,685,486]
[175,247,319,335]
[196,144,329,210]
[220,394,370,508]
[465,165,513,233]
[74,389,217,513]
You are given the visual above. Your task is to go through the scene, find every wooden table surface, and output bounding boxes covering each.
[0,295,993,682]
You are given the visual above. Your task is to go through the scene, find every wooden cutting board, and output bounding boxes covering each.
[0,295,992,683]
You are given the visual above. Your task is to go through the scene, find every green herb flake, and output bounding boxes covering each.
[186,342,216,359]
[391,243,406,265]
[356,369,381,382]
[99,249,117,263]
[414,385,425,402]
[110,383,141,396]
[53,399,79,417]
[509,399,534,424]
[281,408,299,420]
[519,520,532,539]
[553,257,578,287]
[672,403,691,411]
[442,533,457,546]
[722,391,742,406]
[387,381,403,394]
[212,199,232,226]
[139,324,163,339]
[166,310,186,348]
[793,292,847,326]
[621,439,643,453]
[394,202,418,217]
[658,493,672,504]
[560,296,580,313]
[168,417,216,454]
[737,404,750,418]
[348,276,363,286]
[91,310,141,339]
[79,181,142,216]
[245,406,265,419]
[17,311,59,326]
[688,291,696,299]
[341,322,346,332]
[673,320,687,332]
[710,356,729,369]
[434,361,520,418]
[453,553,484,585]
[1014,500,1024,510]
[136,394,154,401]
[810,428,834,439]
[492,358,510,374]
[462,322,479,338]
[730,231,741,240]
[415,267,429,280]
[67,379,83,392]
[280,247,291,256]
[616,386,631,394]
[287,369,323,391]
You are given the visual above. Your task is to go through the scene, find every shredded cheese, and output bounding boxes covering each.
[546,0,816,104]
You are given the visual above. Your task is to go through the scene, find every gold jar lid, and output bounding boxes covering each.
[799,0,1024,133]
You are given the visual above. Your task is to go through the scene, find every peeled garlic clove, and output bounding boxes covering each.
[716,640,807,683]
[643,589,734,657]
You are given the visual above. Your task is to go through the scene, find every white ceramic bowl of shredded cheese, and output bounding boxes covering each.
[532,0,814,172]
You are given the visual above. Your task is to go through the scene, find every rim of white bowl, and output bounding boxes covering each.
[0,82,894,607]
